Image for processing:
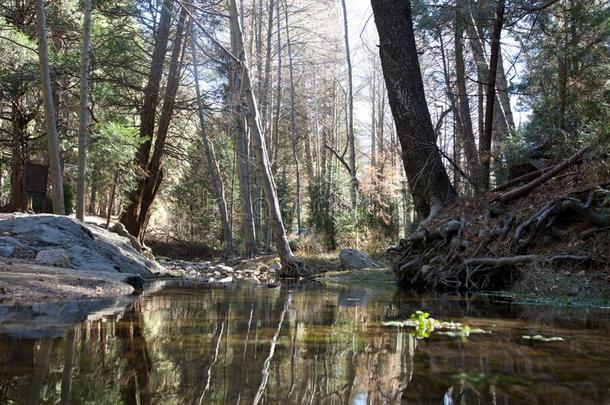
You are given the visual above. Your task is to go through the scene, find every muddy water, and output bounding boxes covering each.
[1,283,609,404]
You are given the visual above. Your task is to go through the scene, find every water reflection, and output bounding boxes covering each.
[1,283,609,404]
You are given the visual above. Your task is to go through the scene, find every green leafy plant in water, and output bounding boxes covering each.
[383,311,489,341]
[410,311,436,339]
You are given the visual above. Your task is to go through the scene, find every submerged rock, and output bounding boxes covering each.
[339,249,380,269]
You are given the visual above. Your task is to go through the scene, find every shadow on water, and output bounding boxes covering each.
[1,282,610,404]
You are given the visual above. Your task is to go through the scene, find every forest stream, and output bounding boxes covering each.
[2,278,610,404]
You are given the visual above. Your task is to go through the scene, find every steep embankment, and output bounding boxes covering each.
[389,151,610,298]
[0,214,166,302]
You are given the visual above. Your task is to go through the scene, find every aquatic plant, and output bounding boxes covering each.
[383,311,488,340]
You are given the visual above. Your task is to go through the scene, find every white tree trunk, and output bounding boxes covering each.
[283,0,301,234]
[190,22,235,257]
[76,0,93,220]
[340,0,358,211]
[35,0,65,215]
[228,0,308,277]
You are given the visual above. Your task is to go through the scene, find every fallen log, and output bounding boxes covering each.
[465,254,594,269]
[494,148,587,203]
[493,163,558,192]
[464,255,537,268]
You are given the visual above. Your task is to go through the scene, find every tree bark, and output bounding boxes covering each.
[480,0,505,190]
[76,0,93,221]
[371,0,457,218]
[121,0,173,235]
[340,0,358,211]
[453,3,482,192]
[284,0,301,234]
[228,0,308,277]
[35,0,65,215]
[3,99,32,212]
[231,5,258,257]
[190,22,235,258]
[136,6,188,241]
[438,30,480,192]
[465,1,513,145]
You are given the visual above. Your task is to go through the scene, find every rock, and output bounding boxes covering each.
[218,276,234,283]
[0,243,15,257]
[269,263,282,272]
[0,214,162,276]
[0,236,34,258]
[339,249,379,269]
[214,264,233,273]
[109,222,143,252]
[35,249,71,267]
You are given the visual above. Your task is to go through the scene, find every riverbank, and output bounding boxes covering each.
[388,155,610,297]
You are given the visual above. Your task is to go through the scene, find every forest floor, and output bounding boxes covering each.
[389,153,610,305]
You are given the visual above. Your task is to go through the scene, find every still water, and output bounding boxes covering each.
[1,282,610,404]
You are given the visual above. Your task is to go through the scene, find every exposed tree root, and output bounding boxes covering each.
[388,171,610,291]
[277,254,311,278]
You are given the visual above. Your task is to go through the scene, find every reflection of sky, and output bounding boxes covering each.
[353,392,368,405]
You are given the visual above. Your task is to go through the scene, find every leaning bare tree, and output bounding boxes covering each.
[228,0,308,277]
[190,21,235,258]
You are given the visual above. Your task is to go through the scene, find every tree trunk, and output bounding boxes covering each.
[371,0,457,218]
[228,0,308,277]
[106,170,119,229]
[377,82,385,168]
[371,66,377,167]
[135,7,188,241]
[284,0,301,234]
[35,0,65,215]
[465,1,513,145]
[266,0,284,252]
[231,10,258,257]
[454,4,482,192]
[121,0,173,235]
[340,0,358,211]
[260,0,275,138]
[190,22,235,258]
[438,29,481,192]
[3,101,30,212]
[88,163,98,215]
[76,0,93,221]
[480,0,505,190]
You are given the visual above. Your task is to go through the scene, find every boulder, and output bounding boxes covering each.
[35,249,71,267]
[0,214,162,276]
[339,249,380,269]
[0,235,34,258]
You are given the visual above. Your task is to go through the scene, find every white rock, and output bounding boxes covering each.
[215,264,233,272]
[0,214,162,275]
[35,249,71,267]
[218,276,234,283]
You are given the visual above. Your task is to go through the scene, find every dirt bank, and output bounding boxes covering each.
[388,153,610,298]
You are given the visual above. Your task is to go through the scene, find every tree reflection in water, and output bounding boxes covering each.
[1,283,610,404]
